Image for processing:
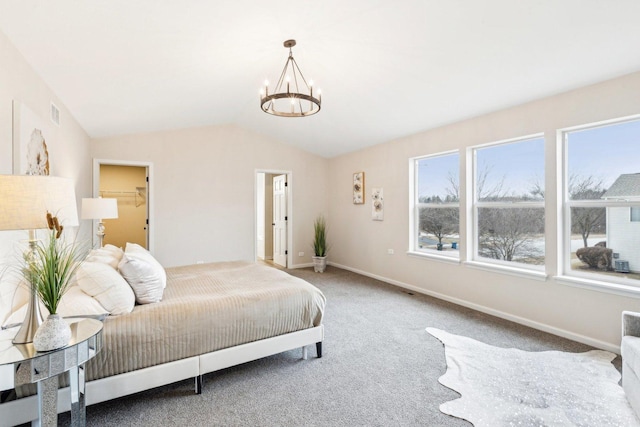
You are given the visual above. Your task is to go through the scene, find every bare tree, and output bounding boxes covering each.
[478,208,544,262]
[419,207,459,249]
[530,174,606,247]
[476,166,506,201]
[568,175,606,247]
[445,171,460,202]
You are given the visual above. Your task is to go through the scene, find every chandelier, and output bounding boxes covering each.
[260,39,321,117]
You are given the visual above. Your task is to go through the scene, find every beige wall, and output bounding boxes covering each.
[91,125,328,268]
[99,165,148,249]
[328,71,640,351]
[0,30,91,261]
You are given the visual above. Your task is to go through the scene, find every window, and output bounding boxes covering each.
[472,136,545,269]
[410,151,460,258]
[562,118,640,285]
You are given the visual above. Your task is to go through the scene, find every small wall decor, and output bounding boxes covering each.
[353,172,365,204]
[371,187,384,221]
[13,101,51,175]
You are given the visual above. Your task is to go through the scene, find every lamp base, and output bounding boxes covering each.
[96,221,105,247]
[12,285,43,344]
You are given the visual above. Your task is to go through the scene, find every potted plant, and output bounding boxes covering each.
[30,214,88,351]
[312,215,328,273]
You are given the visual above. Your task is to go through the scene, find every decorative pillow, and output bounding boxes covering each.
[57,285,109,318]
[2,301,44,329]
[103,244,125,263]
[76,261,135,315]
[1,286,109,329]
[85,248,120,269]
[118,251,165,304]
[0,272,29,326]
[125,242,148,254]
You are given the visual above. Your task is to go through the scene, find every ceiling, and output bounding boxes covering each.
[1,1,640,158]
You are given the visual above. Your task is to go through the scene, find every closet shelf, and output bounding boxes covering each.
[99,188,146,207]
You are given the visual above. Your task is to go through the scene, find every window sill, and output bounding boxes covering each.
[406,250,461,265]
[554,275,640,299]
[464,261,548,282]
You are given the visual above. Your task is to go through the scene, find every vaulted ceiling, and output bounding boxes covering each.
[1,1,640,158]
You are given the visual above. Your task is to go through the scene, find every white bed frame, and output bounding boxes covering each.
[0,325,323,427]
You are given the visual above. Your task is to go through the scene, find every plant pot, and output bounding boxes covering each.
[33,314,71,352]
[312,256,327,273]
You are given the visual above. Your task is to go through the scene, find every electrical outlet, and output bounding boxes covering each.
[387,249,394,255]
[298,252,304,257]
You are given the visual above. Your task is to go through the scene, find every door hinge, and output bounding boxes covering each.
[285,182,288,187]
[146,176,149,182]
[285,250,288,255]
[146,219,149,225]
[285,216,288,221]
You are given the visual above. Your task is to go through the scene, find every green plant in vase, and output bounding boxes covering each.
[312,215,328,273]
[30,213,88,351]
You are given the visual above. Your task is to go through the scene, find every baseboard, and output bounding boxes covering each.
[289,262,313,269]
[328,261,620,354]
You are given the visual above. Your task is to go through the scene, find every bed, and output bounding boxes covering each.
[0,260,325,426]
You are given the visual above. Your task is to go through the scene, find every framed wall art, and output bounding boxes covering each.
[353,172,365,204]
[13,100,51,175]
[371,187,384,221]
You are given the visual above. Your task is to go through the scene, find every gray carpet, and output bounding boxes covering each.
[57,266,616,426]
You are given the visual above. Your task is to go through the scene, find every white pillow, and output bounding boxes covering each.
[118,252,165,304]
[103,244,124,263]
[124,243,167,289]
[76,261,135,315]
[86,248,120,269]
[125,242,148,254]
[2,287,108,329]
[2,302,42,329]
[57,286,109,318]
[0,272,29,326]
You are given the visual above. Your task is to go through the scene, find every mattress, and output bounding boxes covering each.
[83,261,326,382]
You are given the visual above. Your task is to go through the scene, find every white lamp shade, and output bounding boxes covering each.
[81,198,118,220]
[0,175,79,231]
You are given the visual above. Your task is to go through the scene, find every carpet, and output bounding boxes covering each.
[427,327,640,427]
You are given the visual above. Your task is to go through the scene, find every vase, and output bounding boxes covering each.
[33,314,71,352]
[312,256,327,273]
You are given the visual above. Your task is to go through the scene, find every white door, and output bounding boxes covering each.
[273,174,287,268]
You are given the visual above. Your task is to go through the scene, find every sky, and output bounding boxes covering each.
[417,118,640,200]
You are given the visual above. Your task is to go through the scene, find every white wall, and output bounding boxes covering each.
[328,71,640,350]
[91,125,328,268]
[0,30,91,262]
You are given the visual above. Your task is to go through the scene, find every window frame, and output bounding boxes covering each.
[469,134,546,272]
[558,115,640,291]
[408,150,461,261]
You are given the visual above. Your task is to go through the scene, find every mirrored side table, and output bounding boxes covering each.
[0,318,103,426]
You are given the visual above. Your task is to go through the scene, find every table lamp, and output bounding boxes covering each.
[0,175,79,344]
[81,198,118,247]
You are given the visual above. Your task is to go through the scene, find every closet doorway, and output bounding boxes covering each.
[93,159,153,251]
[255,170,292,268]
